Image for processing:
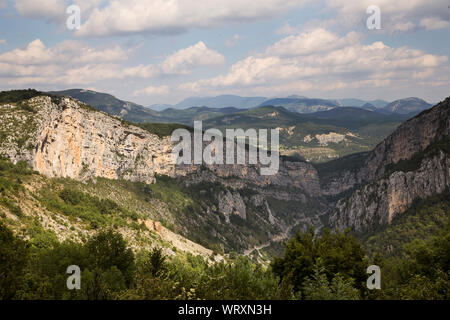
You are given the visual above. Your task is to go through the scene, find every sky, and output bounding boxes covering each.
[0,0,449,105]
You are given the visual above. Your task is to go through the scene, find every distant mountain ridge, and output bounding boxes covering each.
[49,89,161,123]
[383,97,432,115]
[335,98,389,108]
[258,97,339,113]
[52,89,432,118]
[203,105,407,162]
[175,95,267,109]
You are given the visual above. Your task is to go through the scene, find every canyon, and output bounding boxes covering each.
[0,93,448,256]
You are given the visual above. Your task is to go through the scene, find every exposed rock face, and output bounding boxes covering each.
[218,190,247,222]
[1,96,193,183]
[322,97,450,195]
[138,219,163,233]
[0,95,325,245]
[330,152,450,231]
[0,96,321,195]
[190,159,321,197]
[328,98,450,231]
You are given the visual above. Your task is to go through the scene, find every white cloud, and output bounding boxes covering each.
[420,17,450,30]
[225,34,242,48]
[14,0,106,22]
[0,39,223,87]
[391,21,416,33]
[122,41,224,78]
[160,41,224,75]
[74,0,309,37]
[0,39,128,65]
[0,39,129,85]
[133,85,169,96]
[266,28,360,57]
[180,28,448,95]
[276,22,297,35]
[15,0,67,23]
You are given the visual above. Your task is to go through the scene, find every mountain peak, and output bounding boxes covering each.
[383,97,432,115]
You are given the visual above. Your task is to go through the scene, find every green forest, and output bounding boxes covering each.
[1,210,448,299]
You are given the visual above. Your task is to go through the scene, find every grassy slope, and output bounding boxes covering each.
[0,157,284,256]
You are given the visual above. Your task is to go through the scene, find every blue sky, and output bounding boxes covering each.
[0,0,449,105]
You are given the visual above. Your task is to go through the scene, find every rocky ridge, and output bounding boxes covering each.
[327,98,450,231]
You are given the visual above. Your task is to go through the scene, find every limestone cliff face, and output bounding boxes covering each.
[189,159,320,197]
[321,98,450,196]
[0,96,324,242]
[1,96,197,183]
[359,98,449,181]
[328,98,450,231]
[329,152,450,231]
[0,96,321,195]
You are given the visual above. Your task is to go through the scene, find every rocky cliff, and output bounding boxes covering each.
[321,97,450,195]
[1,96,180,183]
[0,94,325,254]
[3,92,446,249]
[0,96,321,193]
[328,97,450,231]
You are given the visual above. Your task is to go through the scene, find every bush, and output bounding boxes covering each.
[271,228,367,295]
[0,222,30,299]
[0,89,42,103]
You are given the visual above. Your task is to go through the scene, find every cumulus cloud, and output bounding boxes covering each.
[420,17,450,30]
[0,39,127,65]
[0,38,129,85]
[266,28,360,57]
[15,0,67,23]
[133,85,169,96]
[0,39,223,87]
[160,41,224,74]
[122,41,224,78]
[74,0,309,37]
[180,28,448,95]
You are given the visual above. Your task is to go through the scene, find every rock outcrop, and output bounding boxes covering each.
[328,97,450,231]
[0,95,325,249]
[321,97,450,195]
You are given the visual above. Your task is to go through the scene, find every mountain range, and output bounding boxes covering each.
[50,89,432,118]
